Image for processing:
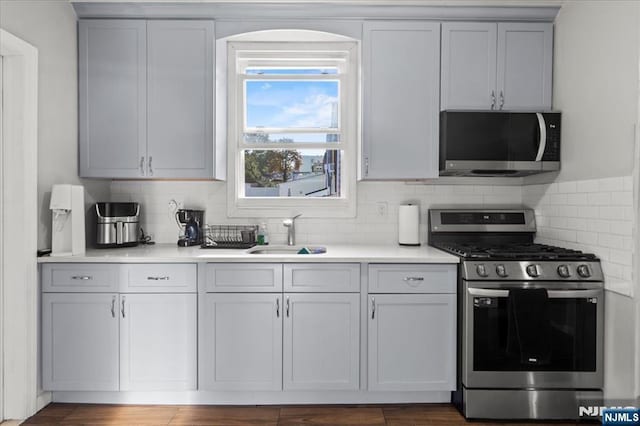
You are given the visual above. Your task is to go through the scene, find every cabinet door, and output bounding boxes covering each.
[119,294,197,391]
[362,22,441,179]
[79,20,147,178]
[203,293,282,390]
[368,294,455,391]
[283,293,359,390]
[147,21,214,178]
[497,23,553,111]
[441,22,497,110]
[42,293,119,391]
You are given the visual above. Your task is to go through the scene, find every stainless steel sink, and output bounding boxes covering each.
[246,245,326,255]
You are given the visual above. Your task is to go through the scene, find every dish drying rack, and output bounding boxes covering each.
[201,224,258,249]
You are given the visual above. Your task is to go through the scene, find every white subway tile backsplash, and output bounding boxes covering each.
[576,231,598,245]
[577,206,600,219]
[110,181,524,245]
[598,206,625,220]
[587,192,612,206]
[611,191,633,206]
[609,249,633,267]
[597,177,625,192]
[566,193,588,205]
[523,175,635,293]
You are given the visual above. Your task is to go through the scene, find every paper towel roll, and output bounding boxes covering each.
[398,204,420,246]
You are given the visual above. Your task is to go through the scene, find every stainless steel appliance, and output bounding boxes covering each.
[439,111,561,177]
[429,209,603,420]
[175,209,205,247]
[96,202,139,248]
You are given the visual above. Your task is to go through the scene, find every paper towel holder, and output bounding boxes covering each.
[398,204,420,246]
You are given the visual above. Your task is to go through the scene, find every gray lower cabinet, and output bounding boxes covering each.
[203,293,283,391]
[41,264,197,392]
[362,21,441,180]
[42,293,120,391]
[202,263,361,391]
[441,22,553,111]
[367,264,456,392]
[283,293,360,390]
[79,19,216,179]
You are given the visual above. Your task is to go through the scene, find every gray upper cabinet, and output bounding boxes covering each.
[79,19,216,179]
[362,21,441,180]
[147,21,214,178]
[79,20,147,178]
[440,22,497,111]
[497,23,553,111]
[441,22,553,111]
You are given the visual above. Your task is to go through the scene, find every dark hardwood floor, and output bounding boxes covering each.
[22,403,591,425]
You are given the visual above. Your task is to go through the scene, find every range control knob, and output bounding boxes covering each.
[526,264,541,278]
[476,264,489,277]
[557,264,572,278]
[577,264,591,278]
[495,264,508,278]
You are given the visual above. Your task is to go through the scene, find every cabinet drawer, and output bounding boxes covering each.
[368,264,456,294]
[122,264,196,293]
[284,264,360,293]
[206,263,283,293]
[42,264,119,293]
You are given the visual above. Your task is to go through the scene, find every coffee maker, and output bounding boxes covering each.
[175,209,205,247]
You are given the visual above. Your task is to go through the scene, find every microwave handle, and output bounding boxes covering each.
[468,287,601,299]
[535,113,547,161]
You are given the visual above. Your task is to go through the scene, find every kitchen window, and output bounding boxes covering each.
[227,38,358,217]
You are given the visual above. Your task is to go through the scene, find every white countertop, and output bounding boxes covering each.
[37,243,459,264]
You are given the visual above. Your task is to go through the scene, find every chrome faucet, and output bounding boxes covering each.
[283,214,302,246]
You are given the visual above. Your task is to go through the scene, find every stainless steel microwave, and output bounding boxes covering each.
[439,111,561,177]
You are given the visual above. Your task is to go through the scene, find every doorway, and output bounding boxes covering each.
[0,29,38,421]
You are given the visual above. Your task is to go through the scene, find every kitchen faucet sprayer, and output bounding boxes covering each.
[283,214,302,246]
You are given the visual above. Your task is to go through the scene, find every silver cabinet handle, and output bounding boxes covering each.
[121,296,126,318]
[71,275,92,280]
[276,297,280,318]
[111,296,116,318]
[364,157,369,177]
[148,156,153,176]
[403,276,424,288]
[490,90,496,109]
[147,276,170,281]
[140,156,145,175]
[371,297,376,319]
[286,297,290,318]
[499,90,504,109]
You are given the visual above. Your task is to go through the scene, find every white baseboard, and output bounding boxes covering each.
[51,390,451,405]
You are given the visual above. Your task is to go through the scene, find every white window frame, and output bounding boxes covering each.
[226,38,359,218]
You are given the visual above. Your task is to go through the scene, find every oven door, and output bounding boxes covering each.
[463,282,603,389]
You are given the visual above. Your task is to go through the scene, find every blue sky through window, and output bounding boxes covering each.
[245,80,339,130]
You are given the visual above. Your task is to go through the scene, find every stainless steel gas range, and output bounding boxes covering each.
[428,209,604,421]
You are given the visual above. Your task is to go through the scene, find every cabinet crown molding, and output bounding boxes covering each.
[72,2,560,22]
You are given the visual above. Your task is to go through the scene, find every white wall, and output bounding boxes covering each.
[0,0,110,249]
[550,0,640,182]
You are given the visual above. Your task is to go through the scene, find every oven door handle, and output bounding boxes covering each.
[468,287,602,298]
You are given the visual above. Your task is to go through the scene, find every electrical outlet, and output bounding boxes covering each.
[376,201,388,218]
